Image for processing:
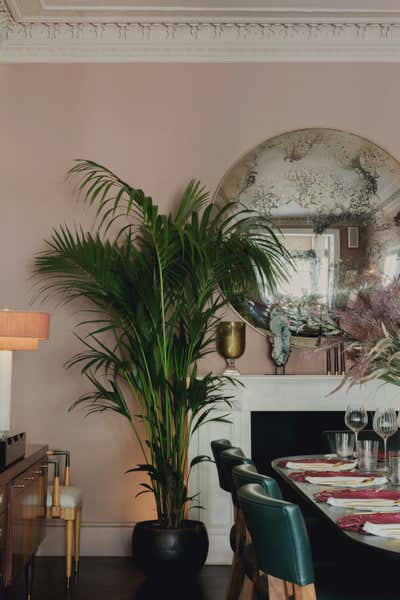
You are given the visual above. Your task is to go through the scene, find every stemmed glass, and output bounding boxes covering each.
[373,408,398,471]
[344,404,368,458]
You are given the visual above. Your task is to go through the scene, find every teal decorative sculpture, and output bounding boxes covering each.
[269,304,291,367]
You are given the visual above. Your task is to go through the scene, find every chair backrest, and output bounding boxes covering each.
[211,439,233,492]
[220,447,252,506]
[323,429,400,454]
[232,463,283,500]
[238,483,315,587]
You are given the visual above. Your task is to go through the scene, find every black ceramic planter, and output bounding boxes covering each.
[132,519,209,578]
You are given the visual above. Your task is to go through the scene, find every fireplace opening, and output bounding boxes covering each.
[251,410,347,476]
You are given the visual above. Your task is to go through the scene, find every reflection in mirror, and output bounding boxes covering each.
[215,128,400,343]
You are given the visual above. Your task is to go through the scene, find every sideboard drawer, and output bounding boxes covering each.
[6,459,48,585]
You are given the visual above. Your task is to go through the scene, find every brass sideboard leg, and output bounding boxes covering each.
[25,557,35,600]
[74,506,82,575]
[66,520,74,590]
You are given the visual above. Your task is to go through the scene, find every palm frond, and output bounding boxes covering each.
[35,159,291,527]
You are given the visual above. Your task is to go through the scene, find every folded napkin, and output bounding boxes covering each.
[280,458,357,471]
[314,489,400,504]
[306,476,387,488]
[289,470,380,483]
[328,497,398,509]
[337,512,400,532]
[363,522,400,538]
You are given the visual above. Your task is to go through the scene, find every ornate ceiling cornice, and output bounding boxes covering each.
[2,3,400,63]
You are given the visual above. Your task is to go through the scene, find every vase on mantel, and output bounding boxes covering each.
[216,321,246,376]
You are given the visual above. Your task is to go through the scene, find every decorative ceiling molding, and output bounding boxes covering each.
[8,1,400,22]
[3,2,400,62]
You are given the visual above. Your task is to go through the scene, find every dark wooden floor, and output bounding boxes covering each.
[9,558,230,600]
[6,557,400,600]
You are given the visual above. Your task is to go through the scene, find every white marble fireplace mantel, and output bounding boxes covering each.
[189,375,399,564]
[227,374,399,412]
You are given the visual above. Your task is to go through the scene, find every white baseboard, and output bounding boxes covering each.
[38,522,135,557]
[38,522,232,564]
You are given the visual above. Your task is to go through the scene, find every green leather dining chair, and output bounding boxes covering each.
[238,483,317,600]
[211,439,237,553]
[232,463,286,600]
[211,439,233,493]
[232,462,283,500]
[220,447,253,600]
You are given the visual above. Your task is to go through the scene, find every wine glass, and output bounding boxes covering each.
[373,408,398,471]
[344,404,368,458]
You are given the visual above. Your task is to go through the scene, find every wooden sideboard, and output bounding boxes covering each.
[0,444,48,598]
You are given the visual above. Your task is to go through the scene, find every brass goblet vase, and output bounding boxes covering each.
[216,321,246,376]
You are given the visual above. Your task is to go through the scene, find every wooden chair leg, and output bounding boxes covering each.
[241,574,256,600]
[74,506,82,574]
[226,545,245,600]
[285,581,295,597]
[226,507,246,600]
[65,519,74,590]
[268,575,292,600]
[294,583,317,600]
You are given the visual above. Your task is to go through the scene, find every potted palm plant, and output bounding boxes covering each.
[34,160,290,577]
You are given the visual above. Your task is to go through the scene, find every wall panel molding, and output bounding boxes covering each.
[3,14,400,62]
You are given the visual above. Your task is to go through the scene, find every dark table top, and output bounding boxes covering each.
[272,455,400,556]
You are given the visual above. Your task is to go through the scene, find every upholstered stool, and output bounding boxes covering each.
[46,450,83,589]
[238,483,317,600]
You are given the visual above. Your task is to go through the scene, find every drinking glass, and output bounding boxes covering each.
[373,408,398,471]
[335,432,355,459]
[357,440,379,471]
[344,404,368,457]
[389,453,400,485]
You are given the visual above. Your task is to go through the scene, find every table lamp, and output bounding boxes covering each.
[0,310,49,445]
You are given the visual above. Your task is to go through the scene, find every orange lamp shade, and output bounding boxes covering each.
[0,311,49,351]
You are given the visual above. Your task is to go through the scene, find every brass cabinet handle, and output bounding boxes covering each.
[24,476,35,481]
[12,484,24,489]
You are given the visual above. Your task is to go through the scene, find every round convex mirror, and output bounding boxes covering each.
[214,128,400,345]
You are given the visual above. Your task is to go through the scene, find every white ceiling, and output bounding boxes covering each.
[6,0,400,21]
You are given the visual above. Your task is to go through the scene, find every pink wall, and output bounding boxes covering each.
[2,63,400,533]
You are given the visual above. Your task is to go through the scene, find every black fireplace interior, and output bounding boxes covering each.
[251,410,348,476]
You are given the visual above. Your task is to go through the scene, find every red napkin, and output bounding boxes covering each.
[337,512,400,532]
[290,471,380,483]
[278,458,352,468]
[314,489,400,503]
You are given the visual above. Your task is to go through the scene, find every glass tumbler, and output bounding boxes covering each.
[389,455,400,485]
[335,432,355,459]
[357,440,379,471]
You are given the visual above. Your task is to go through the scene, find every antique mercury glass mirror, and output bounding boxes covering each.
[214,128,400,359]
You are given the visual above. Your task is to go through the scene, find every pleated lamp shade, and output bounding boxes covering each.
[0,310,50,434]
[0,310,49,350]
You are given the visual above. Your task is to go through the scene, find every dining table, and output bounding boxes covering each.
[272,454,400,556]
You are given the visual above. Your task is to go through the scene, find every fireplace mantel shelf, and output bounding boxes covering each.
[223,374,398,412]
